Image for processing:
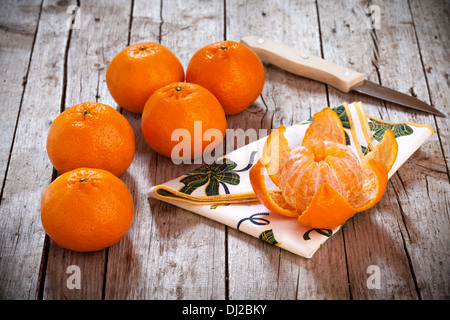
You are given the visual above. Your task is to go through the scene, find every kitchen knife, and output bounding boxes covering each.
[241,36,445,117]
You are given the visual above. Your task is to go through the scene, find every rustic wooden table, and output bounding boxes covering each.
[1,0,449,301]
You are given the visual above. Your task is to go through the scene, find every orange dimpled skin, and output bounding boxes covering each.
[46,102,135,176]
[40,168,134,252]
[141,82,227,160]
[106,42,185,113]
[186,41,265,115]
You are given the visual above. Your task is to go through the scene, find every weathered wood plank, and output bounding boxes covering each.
[367,0,449,300]
[0,0,69,299]
[42,0,132,300]
[317,0,418,299]
[143,0,226,300]
[396,0,450,299]
[319,0,449,299]
[101,0,160,299]
[1,0,447,301]
[409,0,450,299]
[225,0,350,300]
[409,0,450,178]
[0,0,41,204]
[104,0,226,299]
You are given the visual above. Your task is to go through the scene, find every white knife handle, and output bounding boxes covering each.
[241,36,365,93]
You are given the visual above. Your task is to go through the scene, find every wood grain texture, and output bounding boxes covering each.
[0,0,448,300]
[104,0,226,299]
[0,0,42,189]
[42,0,132,300]
[376,0,449,300]
[0,0,69,299]
[368,0,449,300]
[317,0,418,299]
[225,0,350,300]
[142,0,226,299]
[408,0,450,298]
[319,0,449,299]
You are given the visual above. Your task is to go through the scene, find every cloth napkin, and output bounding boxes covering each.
[148,102,433,258]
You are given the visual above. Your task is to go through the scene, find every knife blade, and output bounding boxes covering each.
[240,36,445,117]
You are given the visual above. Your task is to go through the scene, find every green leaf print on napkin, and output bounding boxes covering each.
[178,160,240,196]
[333,105,351,146]
[259,229,281,246]
[178,151,257,196]
[369,118,414,142]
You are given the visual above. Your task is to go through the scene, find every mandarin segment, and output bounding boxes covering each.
[277,140,364,213]
[352,157,389,212]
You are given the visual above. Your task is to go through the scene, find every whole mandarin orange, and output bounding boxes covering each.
[141,82,227,160]
[186,40,265,115]
[106,42,184,113]
[41,167,134,252]
[46,102,135,176]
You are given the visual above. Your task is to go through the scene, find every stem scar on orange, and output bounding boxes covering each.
[106,42,184,114]
[250,107,398,229]
[40,168,134,252]
[46,102,135,177]
[186,41,265,115]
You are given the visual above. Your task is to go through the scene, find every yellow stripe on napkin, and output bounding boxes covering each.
[152,185,258,205]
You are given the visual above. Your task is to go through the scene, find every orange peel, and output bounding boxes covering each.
[250,107,398,229]
[302,107,346,146]
[250,157,299,218]
[262,125,291,187]
[365,128,397,172]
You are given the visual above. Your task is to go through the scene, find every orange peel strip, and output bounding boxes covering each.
[302,107,346,146]
[353,158,388,213]
[297,183,356,229]
[249,158,299,218]
[365,129,398,172]
[262,126,291,187]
